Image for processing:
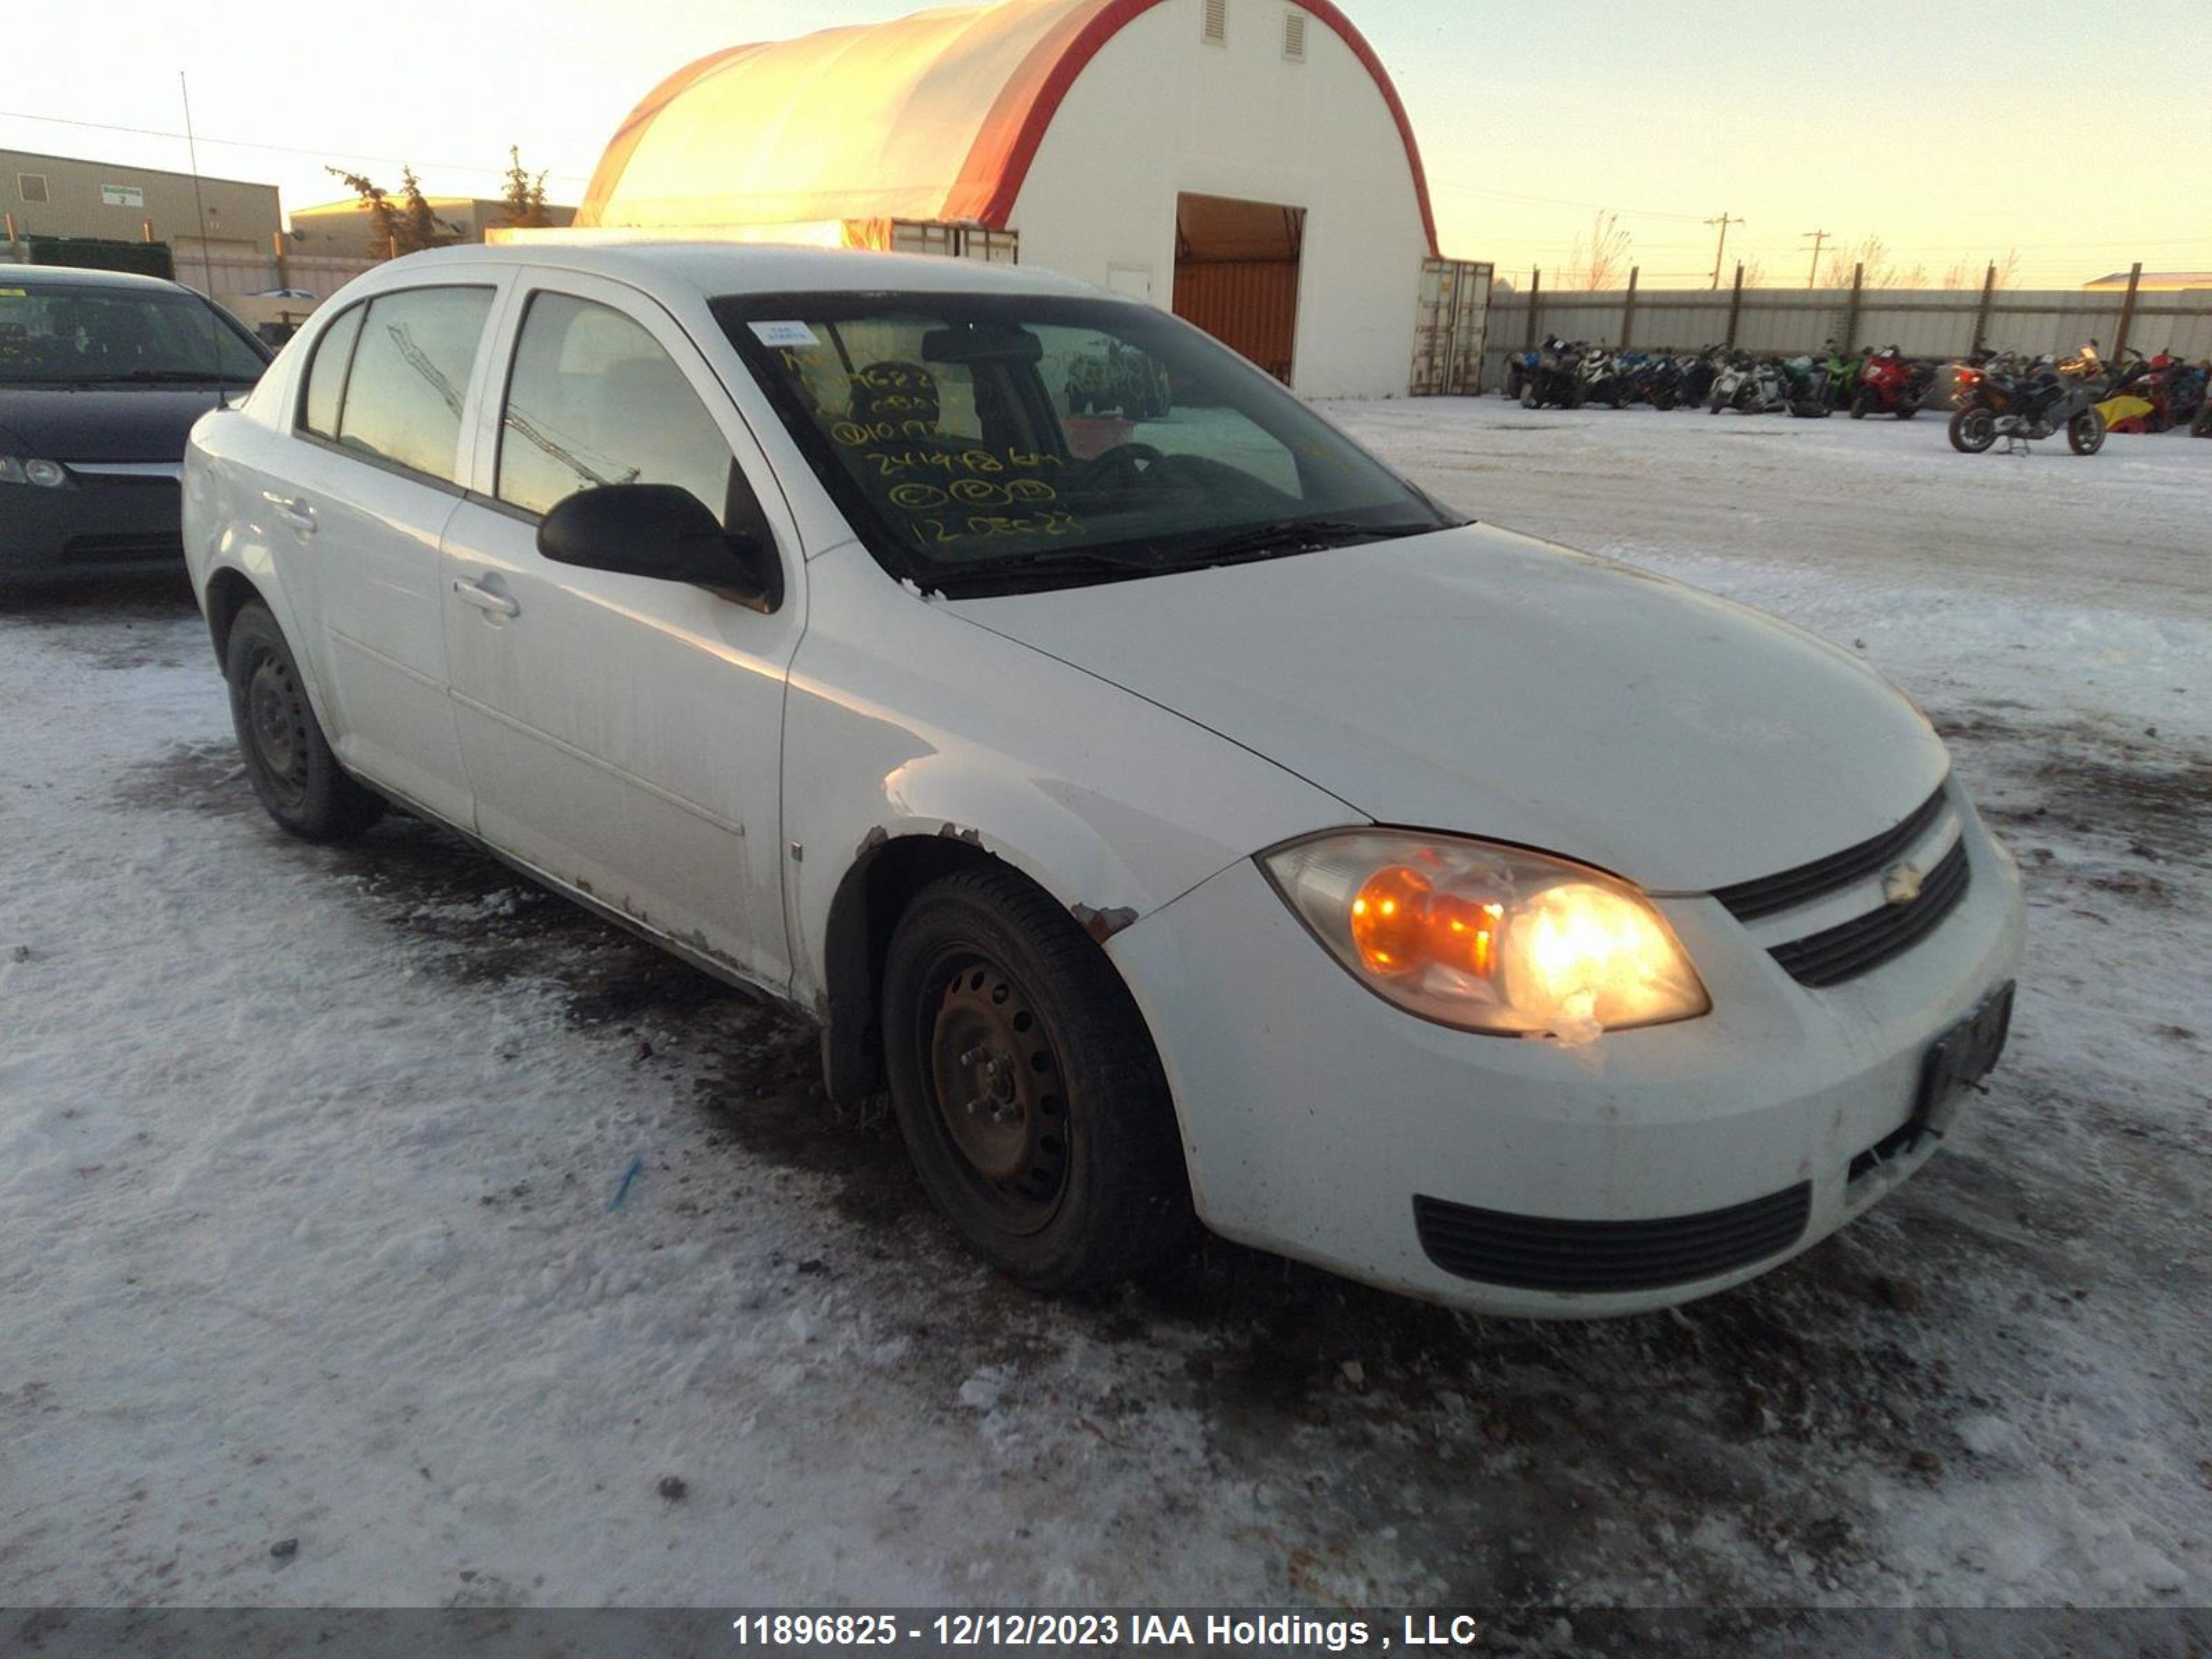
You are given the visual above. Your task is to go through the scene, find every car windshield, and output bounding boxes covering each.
[0,283,268,387]
[714,292,1456,593]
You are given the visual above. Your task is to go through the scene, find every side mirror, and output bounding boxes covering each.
[537,484,782,612]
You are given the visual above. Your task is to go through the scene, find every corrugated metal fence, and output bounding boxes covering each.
[179,251,379,304]
[1482,279,2212,388]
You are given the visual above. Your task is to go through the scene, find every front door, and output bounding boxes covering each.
[439,273,805,993]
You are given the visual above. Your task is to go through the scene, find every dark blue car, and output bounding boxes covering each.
[1,263,271,585]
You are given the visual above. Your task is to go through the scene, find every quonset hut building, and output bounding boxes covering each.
[570,0,1488,397]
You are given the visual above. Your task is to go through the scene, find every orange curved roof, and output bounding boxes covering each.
[580,0,1438,255]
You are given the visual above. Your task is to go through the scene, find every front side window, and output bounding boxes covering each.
[496,291,738,523]
[335,286,494,485]
[715,292,1452,596]
[0,283,268,387]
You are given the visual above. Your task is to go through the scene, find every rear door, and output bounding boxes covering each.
[439,270,805,993]
[278,280,505,825]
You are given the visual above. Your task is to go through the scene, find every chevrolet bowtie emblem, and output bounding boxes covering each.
[1883,863,1925,906]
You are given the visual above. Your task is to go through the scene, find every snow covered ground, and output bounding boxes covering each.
[2,398,2206,1637]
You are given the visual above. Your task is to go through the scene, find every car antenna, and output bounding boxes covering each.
[179,70,224,406]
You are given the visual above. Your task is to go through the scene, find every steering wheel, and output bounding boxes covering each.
[1082,442,1168,489]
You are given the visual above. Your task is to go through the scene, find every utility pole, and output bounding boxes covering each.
[1800,229,1830,289]
[1705,212,1743,290]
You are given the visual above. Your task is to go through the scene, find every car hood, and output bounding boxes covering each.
[953,524,1949,893]
[0,385,235,462]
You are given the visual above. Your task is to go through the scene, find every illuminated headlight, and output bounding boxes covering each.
[0,457,67,487]
[1260,830,1710,1040]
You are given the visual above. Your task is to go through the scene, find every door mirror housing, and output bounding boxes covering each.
[536,484,782,612]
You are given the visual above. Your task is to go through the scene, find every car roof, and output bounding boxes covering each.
[366,240,1113,305]
[0,263,195,294]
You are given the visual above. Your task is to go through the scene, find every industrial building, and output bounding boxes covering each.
[572,0,1484,397]
[290,194,578,257]
[1,147,282,281]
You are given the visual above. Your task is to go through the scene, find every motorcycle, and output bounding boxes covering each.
[1851,346,1932,420]
[1709,351,1790,414]
[1948,349,2108,456]
[1521,335,1586,409]
[1823,342,1864,410]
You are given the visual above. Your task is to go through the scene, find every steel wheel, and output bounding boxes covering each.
[915,948,1071,1237]
[242,641,312,812]
[223,599,384,842]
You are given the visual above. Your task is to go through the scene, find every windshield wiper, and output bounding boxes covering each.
[933,546,1168,589]
[93,368,256,384]
[1177,517,1442,565]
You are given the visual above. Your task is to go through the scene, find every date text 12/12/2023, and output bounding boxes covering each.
[728,1612,1488,1649]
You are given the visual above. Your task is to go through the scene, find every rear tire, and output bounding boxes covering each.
[1949,406,1997,454]
[1896,401,1918,420]
[2067,409,2106,456]
[881,866,1193,1293]
[224,601,384,841]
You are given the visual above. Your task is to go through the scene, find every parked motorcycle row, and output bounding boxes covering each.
[1501,335,2212,457]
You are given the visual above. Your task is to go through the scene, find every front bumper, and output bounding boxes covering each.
[0,465,185,585]
[1108,795,2027,1318]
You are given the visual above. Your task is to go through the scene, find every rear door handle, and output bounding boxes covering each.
[262,490,315,534]
[451,577,521,619]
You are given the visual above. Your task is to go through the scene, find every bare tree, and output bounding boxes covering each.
[1820,235,1929,291]
[1568,211,1633,291]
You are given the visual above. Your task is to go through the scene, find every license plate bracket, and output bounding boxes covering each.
[1912,981,2015,1143]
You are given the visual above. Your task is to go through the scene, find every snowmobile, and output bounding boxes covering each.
[1577,346,1629,409]
[1708,352,1788,414]
[1521,336,1586,409]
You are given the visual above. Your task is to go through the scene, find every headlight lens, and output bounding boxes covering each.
[0,456,67,487]
[1260,830,1709,1041]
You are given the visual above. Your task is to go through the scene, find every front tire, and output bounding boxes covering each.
[1850,389,1873,419]
[2067,408,2106,456]
[1949,406,1997,453]
[223,601,384,841]
[881,867,1192,1293]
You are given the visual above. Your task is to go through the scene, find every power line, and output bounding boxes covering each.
[0,106,592,185]
[1427,178,1711,222]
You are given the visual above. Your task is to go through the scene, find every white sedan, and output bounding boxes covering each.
[182,244,2025,1317]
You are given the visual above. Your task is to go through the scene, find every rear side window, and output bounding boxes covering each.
[335,286,494,485]
[299,303,365,438]
[495,290,739,523]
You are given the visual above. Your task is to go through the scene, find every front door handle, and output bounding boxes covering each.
[451,577,521,619]
[262,490,316,535]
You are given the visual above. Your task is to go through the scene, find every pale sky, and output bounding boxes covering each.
[8,0,2207,289]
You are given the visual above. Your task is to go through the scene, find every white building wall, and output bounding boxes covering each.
[1006,0,1429,398]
